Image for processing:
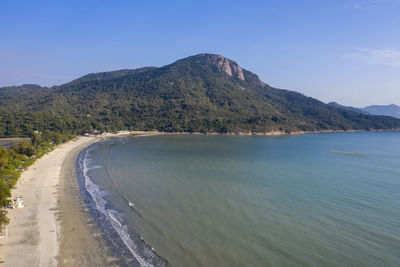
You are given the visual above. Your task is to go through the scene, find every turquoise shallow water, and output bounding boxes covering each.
[83,132,400,266]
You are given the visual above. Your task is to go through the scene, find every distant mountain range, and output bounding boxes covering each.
[1,54,400,137]
[328,102,400,119]
[363,104,400,119]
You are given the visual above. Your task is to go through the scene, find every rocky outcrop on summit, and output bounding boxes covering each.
[200,54,245,81]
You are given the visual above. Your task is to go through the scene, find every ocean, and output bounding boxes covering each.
[78,132,400,266]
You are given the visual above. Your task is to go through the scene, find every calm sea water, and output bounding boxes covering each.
[82,132,400,266]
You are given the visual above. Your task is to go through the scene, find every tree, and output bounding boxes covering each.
[0,147,8,168]
[13,142,34,157]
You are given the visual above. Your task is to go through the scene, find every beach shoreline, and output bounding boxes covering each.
[74,141,163,267]
[0,137,97,266]
[0,133,162,267]
[0,136,127,266]
[56,138,120,266]
[104,128,400,137]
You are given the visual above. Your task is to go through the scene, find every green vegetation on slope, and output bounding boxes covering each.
[1,54,400,137]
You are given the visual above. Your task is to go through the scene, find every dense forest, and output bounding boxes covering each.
[1,54,400,137]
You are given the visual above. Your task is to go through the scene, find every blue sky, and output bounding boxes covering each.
[1,0,399,107]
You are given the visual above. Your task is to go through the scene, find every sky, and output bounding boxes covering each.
[1,0,400,107]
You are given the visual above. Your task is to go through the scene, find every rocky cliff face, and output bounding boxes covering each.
[200,54,245,81]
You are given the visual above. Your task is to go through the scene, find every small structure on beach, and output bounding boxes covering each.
[0,226,8,239]
[15,196,24,208]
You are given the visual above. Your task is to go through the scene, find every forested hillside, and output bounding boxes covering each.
[1,54,400,137]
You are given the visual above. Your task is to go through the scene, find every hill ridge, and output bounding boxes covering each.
[1,54,400,137]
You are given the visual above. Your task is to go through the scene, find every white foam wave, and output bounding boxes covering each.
[82,147,154,267]
[82,165,104,173]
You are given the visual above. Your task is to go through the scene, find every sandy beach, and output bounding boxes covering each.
[0,136,107,267]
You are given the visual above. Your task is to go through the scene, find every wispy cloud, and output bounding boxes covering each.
[350,2,375,10]
[350,0,400,10]
[343,48,400,66]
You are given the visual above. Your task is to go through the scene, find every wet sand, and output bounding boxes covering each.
[56,137,122,266]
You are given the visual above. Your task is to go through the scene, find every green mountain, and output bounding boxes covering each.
[1,54,400,137]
